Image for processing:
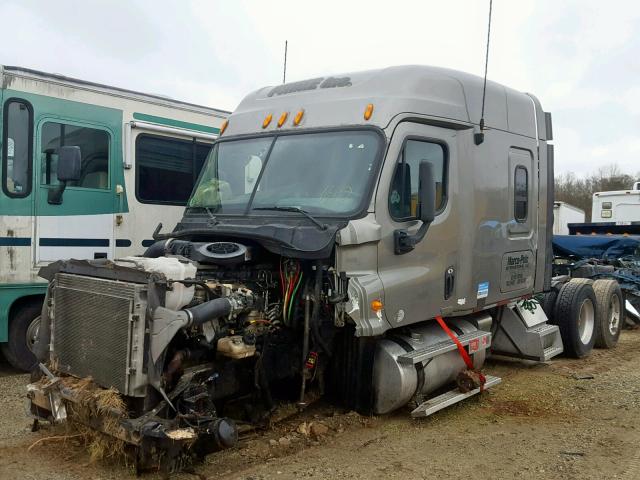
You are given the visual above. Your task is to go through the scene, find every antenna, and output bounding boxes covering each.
[475,0,493,146]
[283,40,288,84]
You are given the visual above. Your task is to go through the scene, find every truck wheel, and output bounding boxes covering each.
[553,280,597,358]
[0,301,42,371]
[592,280,623,349]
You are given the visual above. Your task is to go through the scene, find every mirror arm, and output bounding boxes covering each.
[393,222,431,255]
[47,181,67,205]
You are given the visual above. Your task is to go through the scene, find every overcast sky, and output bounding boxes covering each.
[1,0,639,177]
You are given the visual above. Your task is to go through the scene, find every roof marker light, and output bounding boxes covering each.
[277,112,289,128]
[293,109,304,126]
[219,120,228,135]
[364,103,374,120]
[262,114,273,129]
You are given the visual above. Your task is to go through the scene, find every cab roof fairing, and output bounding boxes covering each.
[221,65,545,139]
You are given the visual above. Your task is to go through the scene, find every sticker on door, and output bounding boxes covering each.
[477,282,489,299]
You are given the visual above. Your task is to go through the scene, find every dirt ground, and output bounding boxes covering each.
[1,329,639,480]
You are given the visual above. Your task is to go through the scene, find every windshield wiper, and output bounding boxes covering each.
[253,206,328,230]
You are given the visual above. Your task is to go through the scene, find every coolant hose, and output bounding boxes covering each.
[143,239,170,258]
[184,298,233,326]
[144,239,192,258]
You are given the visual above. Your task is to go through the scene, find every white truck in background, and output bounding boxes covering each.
[592,183,640,223]
[553,201,585,235]
[568,182,640,236]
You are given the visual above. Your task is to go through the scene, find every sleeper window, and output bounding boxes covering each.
[514,166,528,222]
[41,122,110,189]
[389,139,445,220]
[3,100,33,197]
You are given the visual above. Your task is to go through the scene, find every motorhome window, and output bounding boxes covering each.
[2,100,33,197]
[514,166,528,222]
[41,122,109,189]
[189,130,381,216]
[389,139,445,221]
[136,134,212,205]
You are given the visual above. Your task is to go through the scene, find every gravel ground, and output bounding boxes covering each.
[1,329,639,480]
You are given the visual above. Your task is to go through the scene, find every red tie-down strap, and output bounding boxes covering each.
[435,315,487,391]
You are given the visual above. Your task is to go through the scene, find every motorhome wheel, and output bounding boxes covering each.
[1,301,41,371]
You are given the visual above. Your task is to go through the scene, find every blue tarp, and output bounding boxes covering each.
[552,235,640,260]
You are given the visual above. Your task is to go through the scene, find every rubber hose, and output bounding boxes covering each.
[184,297,233,326]
[143,240,170,258]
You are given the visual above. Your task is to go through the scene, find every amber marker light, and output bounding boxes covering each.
[293,109,305,126]
[371,299,384,312]
[219,120,228,136]
[262,114,273,129]
[277,112,289,127]
[364,103,374,120]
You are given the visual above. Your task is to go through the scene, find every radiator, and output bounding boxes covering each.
[52,273,148,396]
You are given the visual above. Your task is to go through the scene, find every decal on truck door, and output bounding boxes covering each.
[500,250,534,292]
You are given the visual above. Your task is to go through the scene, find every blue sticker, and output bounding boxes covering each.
[477,282,489,299]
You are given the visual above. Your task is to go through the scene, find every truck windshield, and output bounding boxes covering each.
[188,130,381,216]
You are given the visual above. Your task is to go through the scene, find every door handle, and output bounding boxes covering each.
[444,266,455,300]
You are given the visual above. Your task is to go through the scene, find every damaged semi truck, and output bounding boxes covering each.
[28,66,606,471]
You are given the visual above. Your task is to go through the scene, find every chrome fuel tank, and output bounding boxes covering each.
[372,318,488,414]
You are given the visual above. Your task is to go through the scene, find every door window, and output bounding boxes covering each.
[389,139,446,220]
[2,99,33,197]
[136,134,212,205]
[41,121,110,189]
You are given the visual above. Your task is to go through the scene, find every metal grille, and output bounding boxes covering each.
[53,273,138,392]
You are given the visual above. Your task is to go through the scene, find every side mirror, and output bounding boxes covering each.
[48,146,82,205]
[394,161,436,255]
[418,161,435,224]
[57,146,82,182]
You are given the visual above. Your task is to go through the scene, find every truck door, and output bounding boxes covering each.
[34,119,117,263]
[376,122,461,326]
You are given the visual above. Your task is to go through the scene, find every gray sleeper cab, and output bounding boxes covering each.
[221,64,553,337]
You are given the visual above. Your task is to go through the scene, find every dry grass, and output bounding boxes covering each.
[57,375,130,464]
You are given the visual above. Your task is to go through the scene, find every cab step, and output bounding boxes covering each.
[492,304,563,362]
[411,374,502,418]
[542,345,564,362]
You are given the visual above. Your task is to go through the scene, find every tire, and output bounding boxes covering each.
[592,279,624,349]
[0,301,42,371]
[553,280,597,358]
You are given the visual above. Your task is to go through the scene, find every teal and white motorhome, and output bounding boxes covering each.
[0,66,229,370]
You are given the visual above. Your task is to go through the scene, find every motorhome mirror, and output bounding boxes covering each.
[57,146,82,182]
[48,146,82,204]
